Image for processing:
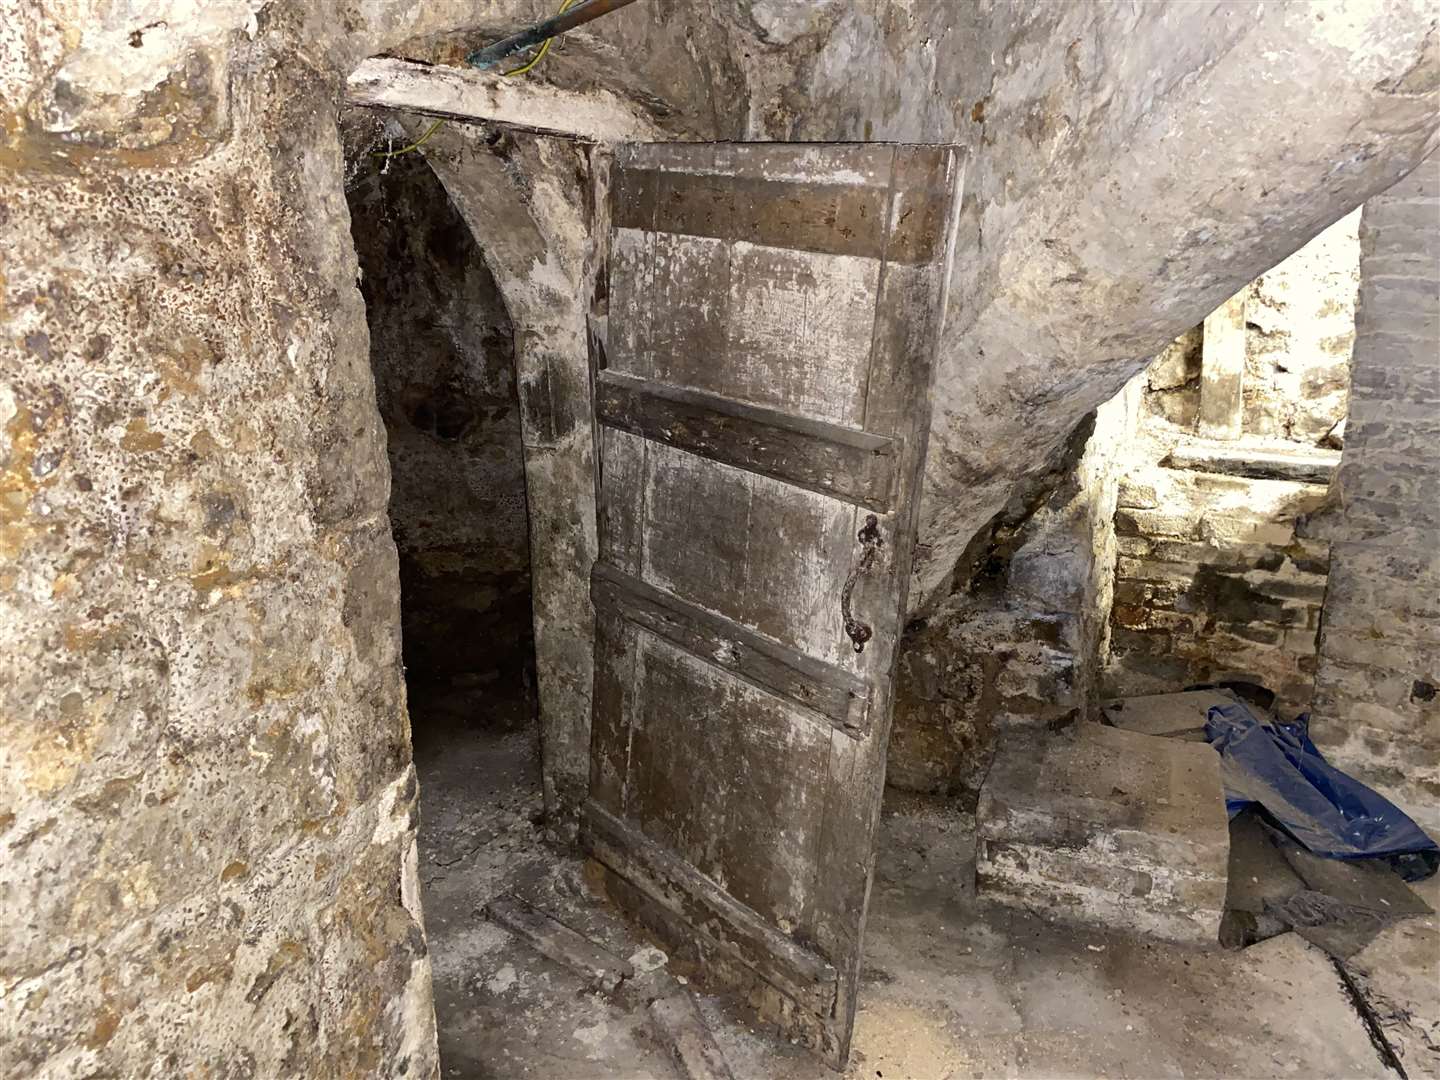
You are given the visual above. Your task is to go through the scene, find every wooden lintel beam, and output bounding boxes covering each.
[345,56,663,143]
[1199,289,1247,440]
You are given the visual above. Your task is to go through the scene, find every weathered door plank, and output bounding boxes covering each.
[584,802,837,1011]
[635,439,863,669]
[592,563,871,734]
[588,142,959,1068]
[595,369,900,511]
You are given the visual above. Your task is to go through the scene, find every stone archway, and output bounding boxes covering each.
[414,122,607,834]
[345,137,537,735]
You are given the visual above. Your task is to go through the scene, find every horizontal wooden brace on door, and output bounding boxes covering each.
[594,370,900,512]
[591,562,872,737]
[583,801,839,1014]
[613,167,948,264]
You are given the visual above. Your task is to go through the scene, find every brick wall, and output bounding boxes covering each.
[1105,464,1332,712]
[1302,152,1440,834]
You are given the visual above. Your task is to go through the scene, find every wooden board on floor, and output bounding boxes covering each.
[650,990,736,1080]
[484,893,635,993]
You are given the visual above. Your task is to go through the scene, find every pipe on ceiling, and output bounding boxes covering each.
[467,0,644,70]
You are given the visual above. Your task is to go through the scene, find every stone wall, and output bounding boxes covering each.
[1246,210,1362,444]
[887,384,1138,798]
[1105,464,1333,712]
[1102,204,1364,715]
[1145,210,1362,445]
[892,202,1364,793]
[0,15,438,1077]
[1303,152,1440,835]
[347,141,534,728]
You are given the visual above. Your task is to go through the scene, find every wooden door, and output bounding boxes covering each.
[584,143,957,1066]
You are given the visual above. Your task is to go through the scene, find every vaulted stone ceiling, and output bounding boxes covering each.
[15,0,1435,602]
[366,0,1440,606]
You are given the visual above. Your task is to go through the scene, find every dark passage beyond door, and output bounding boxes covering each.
[583,142,958,1066]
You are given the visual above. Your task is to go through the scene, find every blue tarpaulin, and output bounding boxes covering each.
[1205,701,1439,882]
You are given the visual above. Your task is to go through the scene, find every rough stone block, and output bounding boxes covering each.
[1198,515,1297,547]
[1148,538,1280,572]
[1117,478,1160,509]
[1170,627,1289,669]
[1101,689,1238,739]
[1112,579,1151,606]
[1116,507,1199,539]
[1112,604,1197,634]
[1283,628,1319,656]
[1240,569,1328,603]
[1107,626,1175,656]
[1226,622,1284,646]
[1116,535,1154,558]
[1115,555,1197,585]
[1165,444,1338,485]
[976,724,1229,945]
[993,647,1076,700]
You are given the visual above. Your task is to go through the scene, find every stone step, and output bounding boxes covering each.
[976,723,1229,945]
[1165,443,1340,485]
[1101,689,1240,740]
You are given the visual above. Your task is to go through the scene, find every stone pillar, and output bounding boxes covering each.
[1303,152,1440,837]
[1199,290,1248,440]
[0,47,438,1080]
[418,127,604,838]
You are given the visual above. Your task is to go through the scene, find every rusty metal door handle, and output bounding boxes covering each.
[841,514,882,653]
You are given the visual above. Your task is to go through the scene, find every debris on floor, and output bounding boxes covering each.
[415,695,1439,1078]
[422,731,1437,1080]
[990,688,1437,962]
[1273,834,1433,959]
[1344,897,1440,1077]
[482,889,736,1080]
[484,892,635,994]
[648,988,737,1080]
[976,722,1230,944]
[1221,809,1306,948]
[1184,692,1438,964]
[1221,808,1434,957]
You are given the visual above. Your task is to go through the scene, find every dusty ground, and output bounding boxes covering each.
[412,698,1440,1080]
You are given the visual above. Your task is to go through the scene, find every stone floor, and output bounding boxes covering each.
[412,697,1440,1080]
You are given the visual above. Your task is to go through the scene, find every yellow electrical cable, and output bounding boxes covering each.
[502,0,578,77]
[371,0,575,161]
[370,117,446,159]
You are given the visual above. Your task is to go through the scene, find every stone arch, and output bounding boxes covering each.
[412,121,605,834]
[345,141,536,732]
